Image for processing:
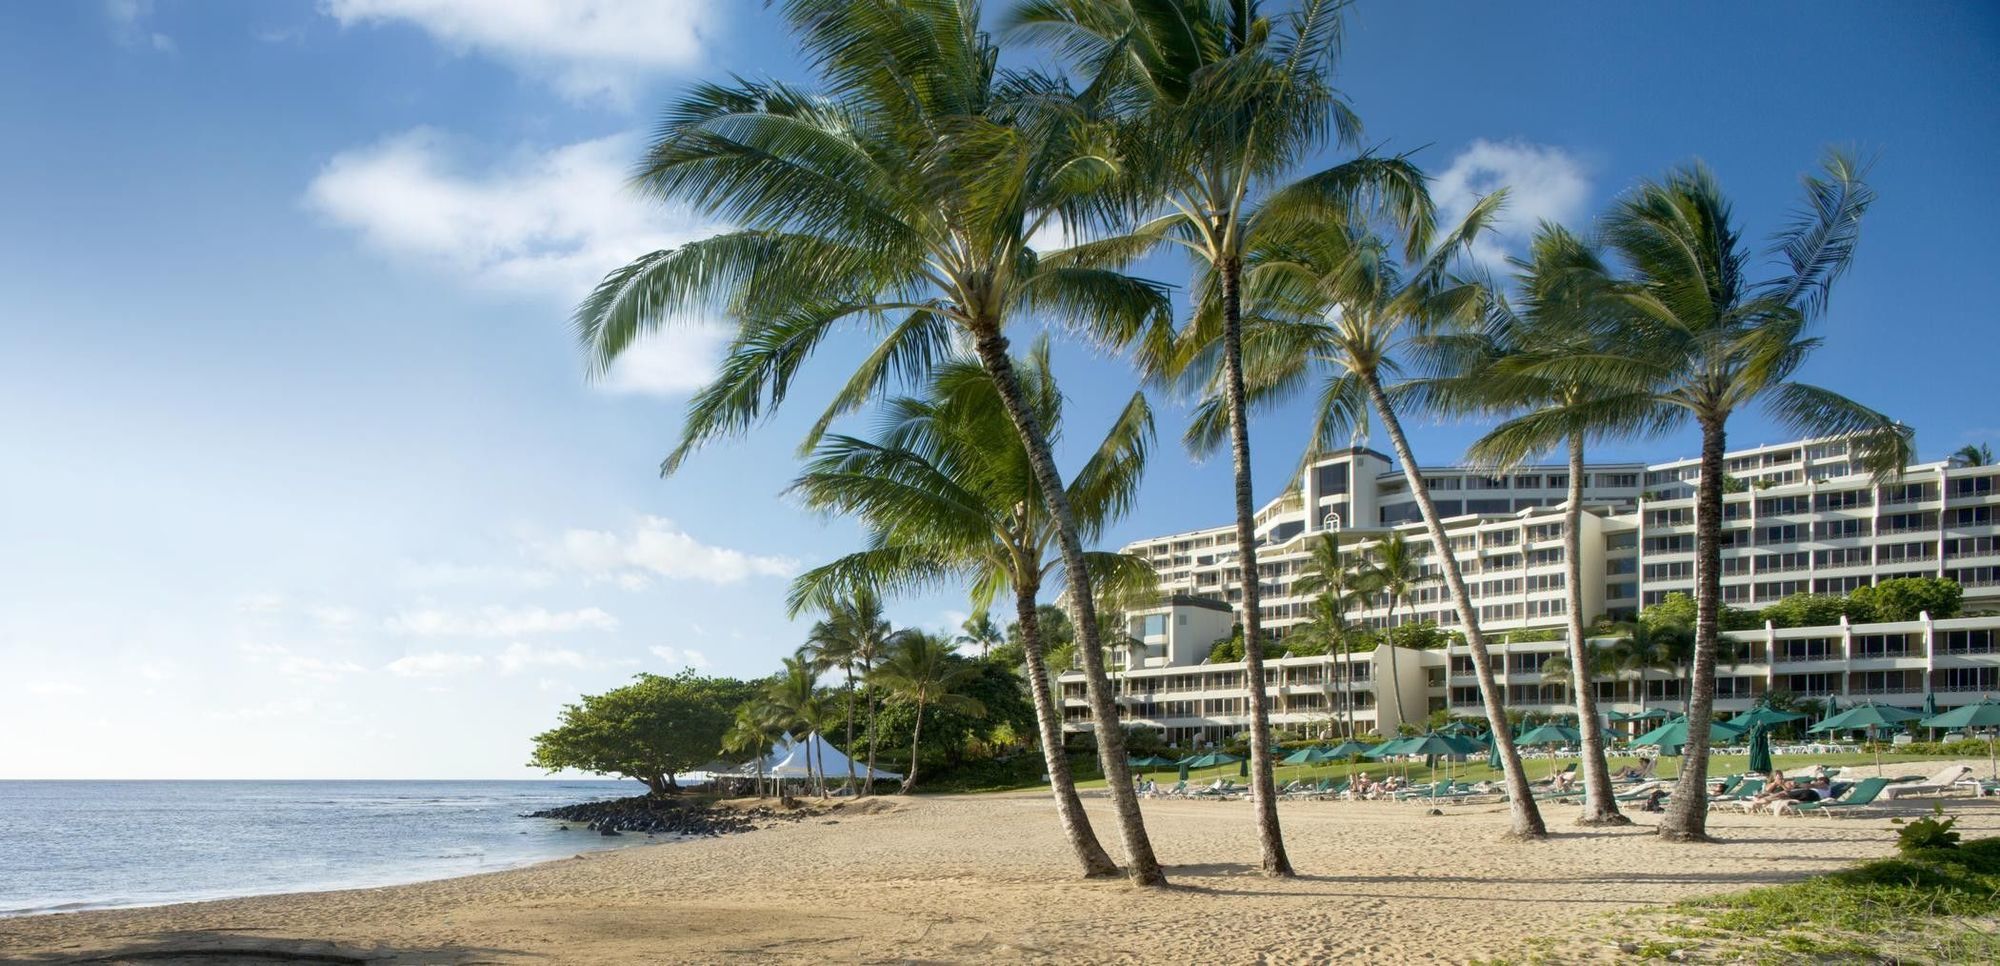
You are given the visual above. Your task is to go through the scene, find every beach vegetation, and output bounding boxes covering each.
[529,671,758,796]
[871,631,987,794]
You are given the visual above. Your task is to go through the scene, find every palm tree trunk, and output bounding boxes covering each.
[1218,256,1292,876]
[843,666,859,795]
[970,325,1166,887]
[865,676,882,796]
[901,699,925,794]
[1361,372,1546,838]
[1660,416,1726,841]
[1342,634,1356,738]
[1564,432,1626,825]
[1383,597,1405,728]
[1016,579,1120,876]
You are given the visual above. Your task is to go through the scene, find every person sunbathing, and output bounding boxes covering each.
[1551,771,1577,793]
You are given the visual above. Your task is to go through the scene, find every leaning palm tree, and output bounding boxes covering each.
[1210,196,1551,838]
[1012,0,1432,877]
[575,0,1171,884]
[1291,532,1367,738]
[803,589,894,795]
[1359,531,1430,729]
[787,347,1155,877]
[1950,443,1992,468]
[1458,224,1656,825]
[1578,153,1912,840]
[872,631,987,793]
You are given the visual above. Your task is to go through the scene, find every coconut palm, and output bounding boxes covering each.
[1458,224,1654,825]
[872,631,987,793]
[957,611,1006,659]
[1610,620,1688,720]
[766,654,837,796]
[1576,154,1912,840]
[786,347,1155,877]
[1950,443,1992,468]
[1357,531,1430,729]
[1291,532,1367,738]
[803,589,895,795]
[1203,197,1550,837]
[722,701,788,798]
[1011,0,1433,876]
[574,0,1171,883]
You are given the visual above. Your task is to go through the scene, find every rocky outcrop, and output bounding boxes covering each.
[524,797,817,837]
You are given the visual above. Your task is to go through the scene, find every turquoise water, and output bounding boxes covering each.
[0,780,654,915]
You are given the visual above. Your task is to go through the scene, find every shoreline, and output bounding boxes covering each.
[9,778,2000,963]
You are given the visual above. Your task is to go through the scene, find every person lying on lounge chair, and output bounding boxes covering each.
[1551,770,1577,793]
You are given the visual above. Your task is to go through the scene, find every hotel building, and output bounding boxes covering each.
[1058,436,2000,745]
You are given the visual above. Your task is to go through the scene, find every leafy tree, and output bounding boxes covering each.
[1850,577,1963,622]
[872,631,987,793]
[575,0,1174,885]
[529,671,755,795]
[1760,592,1858,629]
[870,658,1035,774]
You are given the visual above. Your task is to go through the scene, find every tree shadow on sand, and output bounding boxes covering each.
[12,931,525,965]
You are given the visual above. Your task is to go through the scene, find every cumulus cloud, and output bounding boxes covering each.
[303,128,724,394]
[541,516,798,586]
[1432,139,1592,267]
[395,561,558,591]
[106,0,176,52]
[496,642,602,674]
[276,654,369,682]
[321,0,722,104]
[649,644,710,670]
[384,605,619,638]
[383,651,488,677]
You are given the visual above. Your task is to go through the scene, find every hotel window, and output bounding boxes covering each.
[1940,629,1997,654]
[1605,532,1637,551]
[1426,476,1463,490]
[1950,506,1995,527]
[1814,547,1872,568]
[1761,551,1810,573]
[1814,489,1873,511]
[1942,667,2000,691]
[1758,496,1808,515]
[1596,473,1638,488]
[1758,524,1801,545]
[1722,584,1752,603]
[1722,500,1752,521]
[1645,508,1692,527]
[1756,580,1807,600]
[1812,575,1870,594]
[1854,634,1918,658]
[1778,638,1839,661]
[1512,474,1543,489]
[1949,475,1997,498]
[1947,537,1999,558]
[1644,561,1694,582]
[1546,475,1568,489]
[1525,573,1565,592]
[1467,475,1509,490]
[1608,582,1636,600]
[1813,518,1871,540]
[1885,481,1938,504]
[1645,535,1693,553]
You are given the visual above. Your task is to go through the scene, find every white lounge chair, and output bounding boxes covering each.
[1880,764,1976,800]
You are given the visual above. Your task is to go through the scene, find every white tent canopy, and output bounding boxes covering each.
[749,731,901,781]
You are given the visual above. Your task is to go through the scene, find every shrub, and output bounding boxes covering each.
[1893,802,1963,853]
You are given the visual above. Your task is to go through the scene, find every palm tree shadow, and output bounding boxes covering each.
[13,931,527,965]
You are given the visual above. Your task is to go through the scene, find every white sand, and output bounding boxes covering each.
[7,766,1999,964]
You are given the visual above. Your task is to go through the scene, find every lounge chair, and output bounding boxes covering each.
[1153,780,1188,798]
[1784,777,1892,817]
[1709,777,1764,810]
[1880,765,1976,800]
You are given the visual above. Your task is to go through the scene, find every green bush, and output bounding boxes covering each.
[1893,802,1963,853]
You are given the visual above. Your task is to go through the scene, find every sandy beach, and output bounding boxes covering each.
[7,770,2000,965]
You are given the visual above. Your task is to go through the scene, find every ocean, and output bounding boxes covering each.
[0,780,659,916]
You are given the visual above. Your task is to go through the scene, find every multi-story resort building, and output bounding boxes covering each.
[1058,435,2000,746]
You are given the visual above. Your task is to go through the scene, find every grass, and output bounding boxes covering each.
[1598,837,2000,963]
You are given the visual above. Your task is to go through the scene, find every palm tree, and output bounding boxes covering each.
[1012,0,1432,877]
[1950,443,1993,468]
[1580,154,1912,840]
[723,702,787,798]
[1460,224,1653,825]
[787,347,1153,877]
[766,654,836,796]
[1358,531,1430,729]
[803,589,894,795]
[1662,632,1747,716]
[872,631,987,793]
[1291,532,1367,738]
[1611,620,1688,721]
[574,0,1172,884]
[1211,196,1550,838]
[957,611,1006,659]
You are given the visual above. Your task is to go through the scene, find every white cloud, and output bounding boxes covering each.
[307,605,364,631]
[496,642,596,674]
[541,516,798,586]
[321,0,722,104]
[1432,139,1591,268]
[395,561,557,590]
[276,654,369,682]
[235,593,288,615]
[384,651,488,676]
[384,605,619,638]
[303,128,724,394]
[106,0,176,53]
[27,680,89,698]
[649,645,710,670]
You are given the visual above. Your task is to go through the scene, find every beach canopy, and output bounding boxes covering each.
[762,732,902,781]
[1808,702,1922,733]
[1178,751,1242,769]
[1630,715,1748,750]
[1515,723,1582,747]
[1745,722,1773,775]
[1324,740,1376,759]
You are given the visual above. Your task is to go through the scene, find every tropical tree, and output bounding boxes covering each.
[1459,224,1651,825]
[1013,0,1432,877]
[1611,619,1689,721]
[872,631,987,793]
[766,653,837,796]
[574,0,1172,884]
[1358,531,1430,728]
[722,701,787,798]
[1291,532,1367,738]
[802,589,894,795]
[787,347,1154,877]
[1207,196,1550,837]
[957,611,1006,659]
[1580,154,1912,839]
[1950,443,1992,468]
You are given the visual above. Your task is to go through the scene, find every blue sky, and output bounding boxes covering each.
[2,1,1995,779]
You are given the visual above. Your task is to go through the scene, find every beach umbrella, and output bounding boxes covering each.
[1486,727,1506,771]
[1280,746,1332,766]
[1363,736,1413,759]
[1923,692,1940,739]
[1630,715,1748,754]
[1628,708,1671,720]
[1324,739,1375,760]
[1396,734,1467,798]
[1239,757,1250,778]
[1515,723,1583,747]
[1920,700,2000,780]
[1731,705,1807,729]
[1127,755,1176,779]
[1178,761,1190,781]
[1179,751,1243,772]
[1746,722,1773,776]
[1810,702,1923,775]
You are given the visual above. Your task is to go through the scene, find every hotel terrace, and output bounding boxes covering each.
[1058,436,2000,745]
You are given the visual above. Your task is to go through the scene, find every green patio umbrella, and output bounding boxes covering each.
[1363,736,1415,759]
[1745,721,1773,775]
[1515,723,1583,747]
[1810,702,1923,775]
[1280,746,1334,766]
[1324,739,1376,760]
[1485,727,1506,771]
[1923,692,1940,739]
[1630,715,1749,756]
[1731,705,1807,729]
[1239,757,1250,778]
[1627,707,1671,720]
[1127,755,1177,781]
[1396,733,1469,798]
[1920,700,2000,780]
[1179,750,1244,770]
